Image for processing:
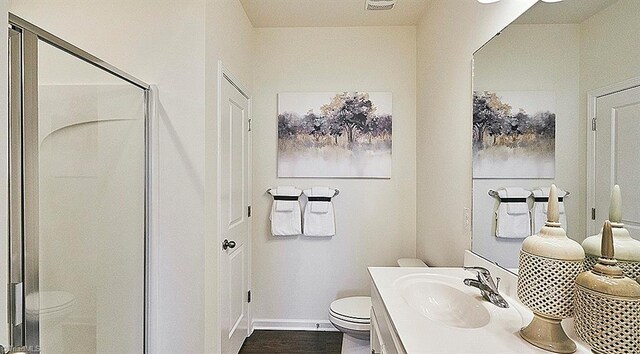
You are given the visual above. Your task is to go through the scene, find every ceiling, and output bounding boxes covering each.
[515,0,618,24]
[239,0,430,28]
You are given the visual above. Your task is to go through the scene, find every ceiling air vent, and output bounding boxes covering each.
[365,0,396,11]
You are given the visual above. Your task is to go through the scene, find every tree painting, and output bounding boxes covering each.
[278,92,392,178]
[473,91,555,178]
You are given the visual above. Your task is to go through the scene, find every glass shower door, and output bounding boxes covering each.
[9,16,148,354]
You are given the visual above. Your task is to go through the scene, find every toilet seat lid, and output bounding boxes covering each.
[329,296,371,321]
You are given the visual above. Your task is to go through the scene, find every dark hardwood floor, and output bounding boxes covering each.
[239,330,343,354]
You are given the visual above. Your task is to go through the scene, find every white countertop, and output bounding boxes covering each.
[368,266,591,354]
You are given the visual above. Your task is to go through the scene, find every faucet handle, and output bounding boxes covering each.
[463,266,491,276]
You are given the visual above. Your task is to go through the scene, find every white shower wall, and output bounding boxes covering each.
[38,83,145,353]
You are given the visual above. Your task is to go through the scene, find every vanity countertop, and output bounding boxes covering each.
[368,266,591,354]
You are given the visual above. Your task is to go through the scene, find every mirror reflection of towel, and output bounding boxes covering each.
[533,187,567,234]
[495,188,531,238]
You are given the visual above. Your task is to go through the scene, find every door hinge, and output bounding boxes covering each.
[591,208,596,220]
[247,290,251,303]
[248,118,252,132]
[248,206,252,217]
[591,117,597,131]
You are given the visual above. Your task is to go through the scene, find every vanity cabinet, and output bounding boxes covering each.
[370,283,405,354]
[370,308,384,354]
[368,263,591,353]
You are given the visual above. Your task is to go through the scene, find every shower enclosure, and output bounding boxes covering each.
[8,15,149,353]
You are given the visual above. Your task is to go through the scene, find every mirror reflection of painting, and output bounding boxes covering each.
[473,91,555,178]
[277,92,392,178]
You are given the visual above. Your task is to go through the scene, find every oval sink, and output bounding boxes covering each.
[395,276,491,329]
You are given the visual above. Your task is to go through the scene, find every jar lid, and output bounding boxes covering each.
[522,185,584,260]
[582,185,640,261]
[576,221,640,299]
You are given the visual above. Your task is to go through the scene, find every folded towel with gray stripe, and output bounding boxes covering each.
[495,187,531,239]
[269,186,302,236]
[303,187,336,237]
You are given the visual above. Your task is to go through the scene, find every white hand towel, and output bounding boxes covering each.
[275,201,294,212]
[274,186,297,212]
[303,187,336,237]
[533,187,567,235]
[495,188,531,239]
[504,187,530,215]
[310,186,331,213]
[268,186,302,236]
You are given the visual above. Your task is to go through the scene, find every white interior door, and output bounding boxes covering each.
[219,74,251,354]
[594,85,640,240]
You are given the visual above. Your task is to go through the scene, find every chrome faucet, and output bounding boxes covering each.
[463,266,509,308]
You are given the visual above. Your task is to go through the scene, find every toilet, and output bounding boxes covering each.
[329,296,371,340]
[329,258,427,353]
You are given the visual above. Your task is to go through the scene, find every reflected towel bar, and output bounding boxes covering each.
[266,188,340,197]
[488,189,570,200]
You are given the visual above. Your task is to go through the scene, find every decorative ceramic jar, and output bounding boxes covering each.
[582,185,640,279]
[517,185,585,354]
[575,220,640,354]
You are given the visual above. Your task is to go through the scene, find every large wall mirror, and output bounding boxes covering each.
[471,0,640,271]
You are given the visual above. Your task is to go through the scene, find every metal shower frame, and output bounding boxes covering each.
[8,13,151,353]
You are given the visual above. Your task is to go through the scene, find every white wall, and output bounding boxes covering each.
[579,0,640,229]
[8,1,208,352]
[251,26,416,324]
[580,0,640,105]
[415,0,536,266]
[471,24,581,268]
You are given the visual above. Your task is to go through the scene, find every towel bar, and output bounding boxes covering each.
[266,187,340,197]
[488,189,570,199]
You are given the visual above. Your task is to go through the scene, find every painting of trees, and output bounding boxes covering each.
[302,110,327,142]
[278,111,299,139]
[277,92,392,178]
[320,92,376,146]
[473,91,555,178]
[473,91,512,148]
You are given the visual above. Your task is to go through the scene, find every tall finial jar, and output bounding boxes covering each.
[517,184,585,353]
[575,220,640,354]
[582,185,640,279]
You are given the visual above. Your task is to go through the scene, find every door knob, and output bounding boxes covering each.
[222,239,236,250]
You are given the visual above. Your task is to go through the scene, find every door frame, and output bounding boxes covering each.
[586,76,640,235]
[216,60,253,349]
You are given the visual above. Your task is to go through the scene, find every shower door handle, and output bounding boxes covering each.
[222,239,236,250]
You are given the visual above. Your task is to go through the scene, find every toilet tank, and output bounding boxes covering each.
[397,258,428,267]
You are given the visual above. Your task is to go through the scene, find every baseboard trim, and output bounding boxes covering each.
[252,319,338,332]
